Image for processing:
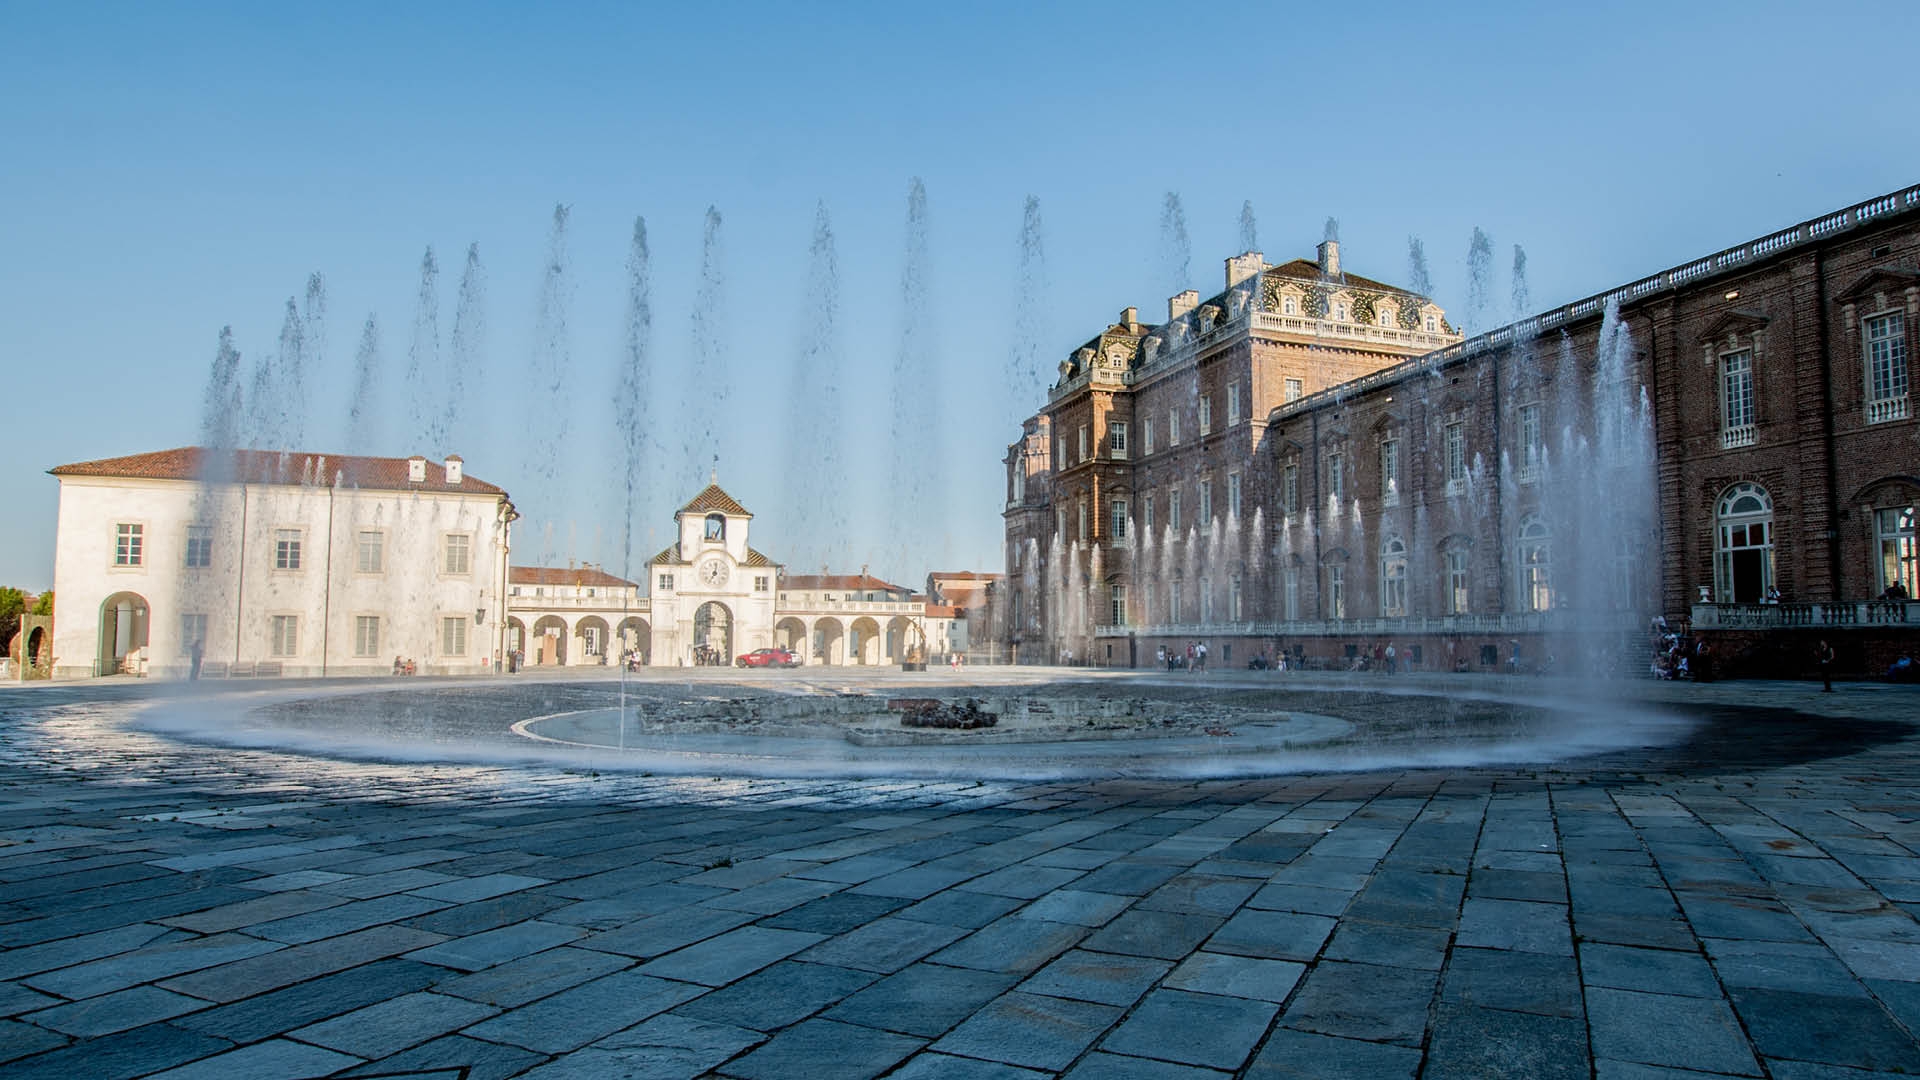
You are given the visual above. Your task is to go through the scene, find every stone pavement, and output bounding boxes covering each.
[0,675,1918,1078]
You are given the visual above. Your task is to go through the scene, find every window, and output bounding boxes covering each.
[269,614,298,657]
[1425,314,1438,332]
[755,575,769,592]
[1143,495,1155,534]
[1445,423,1467,487]
[1078,498,1088,542]
[1283,295,1298,316]
[1230,574,1243,620]
[442,616,468,656]
[1379,307,1394,327]
[1200,577,1213,621]
[1110,421,1129,458]
[274,529,301,571]
[1057,508,1067,540]
[1227,383,1241,425]
[1721,349,1756,447]
[356,530,383,573]
[1199,479,1213,524]
[1169,579,1182,622]
[1446,548,1470,615]
[1011,462,1025,504]
[1110,498,1128,541]
[1380,536,1408,617]
[114,523,143,567]
[443,534,471,575]
[1879,506,1917,598]
[1168,409,1181,445]
[178,613,207,656]
[1327,564,1346,619]
[1285,377,1303,403]
[184,525,212,569]
[1380,440,1399,503]
[1334,302,1348,321]
[1715,483,1773,603]
[1283,464,1299,516]
[1078,424,1089,461]
[1169,490,1182,532]
[1199,396,1212,435]
[1143,418,1154,454]
[1327,452,1344,503]
[1520,516,1553,612]
[658,573,674,591]
[1055,437,1066,471]
[354,615,380,657]
[1866,312,1909,423]
[1284,565,1300,620]
[1109,583,1127,626]
[1227,472,1242,519]
[1519,404,1543,478]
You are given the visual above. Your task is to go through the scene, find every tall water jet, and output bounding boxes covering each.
[1464,227,1494,335]
[528,205,573,495]
[684,206,727,486]
[1007,196,1048,425]
[1238,200,1258,252]
[785,202,841,573]
[199,327,245,465]
[1323,216,1340,246]
[1159,191,1190,294]
[1510,244,1530,320]
[616,215,653,583]
[302,272,326,427]
[405,247,439,450]
[272,296,308,449]
[890,179,939,572]
[344,315,383,454]
[442,244,486,456]
[1406,236,1434,298]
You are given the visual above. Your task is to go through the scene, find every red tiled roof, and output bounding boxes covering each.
[924,603,960,618]
[509,566,638,588]
[678,483,751,517]
[49,446,509,497]
[780,573,909,593]
[929,571,1003,581]
[648,544,775,569]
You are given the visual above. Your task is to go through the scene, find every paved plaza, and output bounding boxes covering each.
[0,672,1918,1078]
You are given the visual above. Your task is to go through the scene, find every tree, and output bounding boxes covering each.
[0,587,23,652]
[30,591,51,616]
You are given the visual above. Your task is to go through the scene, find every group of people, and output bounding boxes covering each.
[389,656,417,676]
[1157,642,1210,672]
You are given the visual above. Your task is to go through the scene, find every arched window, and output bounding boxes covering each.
[1715,483,1773,603]
[1380,536,1408,617]
[1282,295,1298,316]
[1878,504,1915,597]
[1519,516,1553,612]
[704,513,726,542]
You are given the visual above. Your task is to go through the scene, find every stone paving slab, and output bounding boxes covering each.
[3,674,1920,1076]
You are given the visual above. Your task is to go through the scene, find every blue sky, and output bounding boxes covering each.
[4,1,1917,590]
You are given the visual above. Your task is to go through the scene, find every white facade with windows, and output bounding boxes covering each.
[48,448,513,679]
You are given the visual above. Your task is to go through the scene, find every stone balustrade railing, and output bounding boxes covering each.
[1093,611,1645,639]
[1689,601,1914,629]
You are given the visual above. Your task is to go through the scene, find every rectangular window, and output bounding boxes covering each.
[755,575,769,592]
[184,525,212,569]
[658,573,674,591]
[1328,565,1346,619]
[274,529,302,571]
[1169,409,1181,445]
[1227,382,1241,425]
[1328,452,1345,502]
[1283,464,1299,516]
[1143,495,1155,533]
[1109,583,1127,627]
[354,615,380,657]
[1200,577,1213,622]
[269,614,298,657]
[1285,377,1303,403]
[1445,423,1467,484]
[1199,479,1213,523]
[1110,420,1128,458]
[1078,424,1089,461]
[1055,437,1065,472]
[1169,491,1182,532]
[1519,404,1543,473]
[1143,417,1155,454]
[1199,395,1212,435]
[114,523,143,566]
[1057,508,1067,540]
[1721,350,1755,446]
[356,530,383,574]
[178,613,207,656]
[1866,312,1909,422]
[1170,580,1182,622]
[1380,440,1399,502]
[1447,548,1470,615]
[1230,574,1243,620]
[1284,566,1300,620]
[1078,499,1088,542]
[1110,498,1127,541]
[1227,472,1242,519]
[444,534,471,575]
[441,616,468,657]
[1879,506,1917,598]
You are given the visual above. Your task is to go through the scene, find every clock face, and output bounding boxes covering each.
[699,558,729,588]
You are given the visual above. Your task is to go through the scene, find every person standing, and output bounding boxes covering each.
[1816,638,1835,692]
[189,637,204,681]
[1385,642,1397,675]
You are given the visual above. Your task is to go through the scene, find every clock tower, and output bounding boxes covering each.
[646,479,778,665]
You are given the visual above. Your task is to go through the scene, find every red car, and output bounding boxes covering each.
[735,648,798,668]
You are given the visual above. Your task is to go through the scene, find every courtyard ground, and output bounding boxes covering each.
[0,671,1916,1078]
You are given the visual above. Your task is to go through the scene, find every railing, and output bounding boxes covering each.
[1691,601,1914,629]
[508,594,645,610]
[1250,312,1457,351]
[1093,611,1644,638]
[1868,395,1910,424]
[1721,424,1757,449]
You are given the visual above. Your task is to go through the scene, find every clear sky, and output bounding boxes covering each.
[4,1,1917,591]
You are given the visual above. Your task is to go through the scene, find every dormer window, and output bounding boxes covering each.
[1282,296,1298,316]
[704,514,725,542]
[1425,314,1438,332]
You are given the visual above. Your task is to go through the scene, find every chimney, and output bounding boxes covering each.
[1226,252,1266,288]
[1120,306,1139,332]
[444,455,464,485]
[407,455,427,483]
[1168,290,1200,321]
[1316,240,1341,278]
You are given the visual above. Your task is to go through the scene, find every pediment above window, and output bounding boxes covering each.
[1697,309,1770,345]
[1836,266,1920,303]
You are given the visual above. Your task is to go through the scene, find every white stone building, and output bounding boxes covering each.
[48,448,514,679]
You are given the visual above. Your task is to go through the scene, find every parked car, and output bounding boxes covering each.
[735,648,798,668]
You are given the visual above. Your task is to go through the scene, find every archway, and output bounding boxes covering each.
[813,617,844,665]
[97,592,149,676]
[775,617,808,661]
[531,615,568,665]
[850,617,882,665]
[574,616,611,666]
[885,615,920,663]
[694,602,733,665]
[506,618,527,659]
[24,626,45,671]
[616,617,651,666]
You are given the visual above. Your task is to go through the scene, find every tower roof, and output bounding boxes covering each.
[678,482,751,517]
